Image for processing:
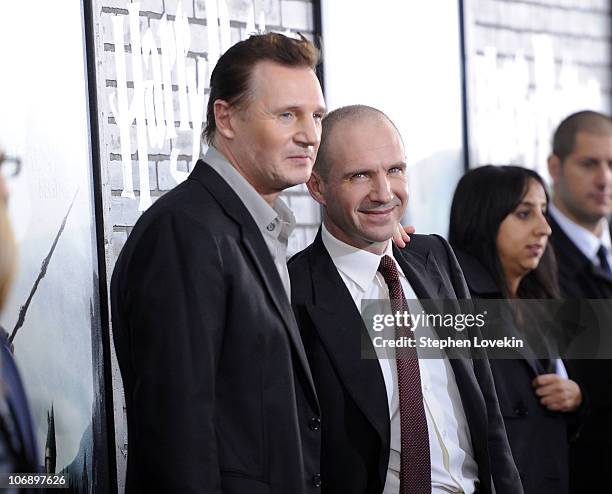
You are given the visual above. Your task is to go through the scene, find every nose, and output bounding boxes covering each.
[594,161,612,188]
[295,115,320,148]
[370,173,394,204]
[535,212,552,237]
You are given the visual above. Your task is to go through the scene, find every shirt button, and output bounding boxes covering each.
[266,222,276,231]
[309,416,321,431]
[312,473,322,488]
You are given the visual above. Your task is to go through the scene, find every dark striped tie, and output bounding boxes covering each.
[378,255,431,494]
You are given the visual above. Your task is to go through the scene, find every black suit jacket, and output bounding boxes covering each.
[111,161,321,494]
[289,232,522,494]
[456,249,586,494]
[548,215,612,493]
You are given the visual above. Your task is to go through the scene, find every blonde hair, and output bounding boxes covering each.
[0,198,16,312]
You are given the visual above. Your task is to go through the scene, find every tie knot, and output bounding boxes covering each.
[597,244,608,259]
[378,255,400,284]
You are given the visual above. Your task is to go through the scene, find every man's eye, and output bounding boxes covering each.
[389,167,404,174]
[279,112,294,120]
[313,113,324,121]
[351,172,367,180]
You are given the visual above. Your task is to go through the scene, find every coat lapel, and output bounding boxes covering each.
[393,244,446,299]
[550,215,612,286]
[191,161,318,402]
[305,234,390,448]
[395,243,490,437]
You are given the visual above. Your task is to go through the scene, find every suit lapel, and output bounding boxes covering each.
[550,215,612,285]
[393,244,445,299]
[191,162,318,402]
[394,243,491,439]
[306,234,390,447]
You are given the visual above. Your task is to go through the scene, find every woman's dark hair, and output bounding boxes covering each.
[449,165,560,299]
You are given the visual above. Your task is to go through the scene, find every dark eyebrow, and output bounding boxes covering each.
[518,200,547,208]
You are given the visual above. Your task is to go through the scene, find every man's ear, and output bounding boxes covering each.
[214,100,236,140]
[547,154,562,184]
[306,171,327,206]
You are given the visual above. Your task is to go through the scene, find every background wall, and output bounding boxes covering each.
[320,0,466,236]
[464,0,612,177]
[90,0,318,489]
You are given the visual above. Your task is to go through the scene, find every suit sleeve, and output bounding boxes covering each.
[433,235,524,494]
[115,213,226,493]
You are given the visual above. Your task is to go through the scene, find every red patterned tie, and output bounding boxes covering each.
[378,255,431,494]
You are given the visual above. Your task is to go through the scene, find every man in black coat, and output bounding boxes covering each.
[546,110,612,493]
[111,33,327,493]
[289,105,521,494]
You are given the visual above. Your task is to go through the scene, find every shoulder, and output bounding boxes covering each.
[288,242,318,289]
[397,233,454,265]
[453,249,500,297]
[126,174,242,254]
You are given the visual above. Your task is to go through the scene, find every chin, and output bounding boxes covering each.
[361,229,395,244]
[284,171,312,188]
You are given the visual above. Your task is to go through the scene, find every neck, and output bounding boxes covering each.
[504,272,523,298]
[505,278,519,298]
[212,140,280,206]
[553,196,604,236]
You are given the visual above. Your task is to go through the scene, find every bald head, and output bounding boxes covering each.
[313,105,402,181]
[306,105,407,254]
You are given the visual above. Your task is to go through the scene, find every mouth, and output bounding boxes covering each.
[358,206,397,221]
[526,244,544,256]
[287,155,313,163]
[360,207,395,214]
[591,192,612,204]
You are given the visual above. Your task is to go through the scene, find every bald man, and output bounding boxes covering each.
[288,105,521,494]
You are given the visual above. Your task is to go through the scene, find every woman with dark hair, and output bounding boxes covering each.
[448,165,584,494]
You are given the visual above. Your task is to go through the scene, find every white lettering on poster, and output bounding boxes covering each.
[108,0,253,211]
[471,35,603,174]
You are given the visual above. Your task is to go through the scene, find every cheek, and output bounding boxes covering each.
[393,180,408,198]
[496,221,517,259]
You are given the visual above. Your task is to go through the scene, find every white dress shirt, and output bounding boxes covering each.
[321,225,478,494]
[549,202,612,270]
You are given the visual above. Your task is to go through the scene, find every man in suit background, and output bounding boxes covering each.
[111,33,326,493]
[289,105,522,494]
[546,110,612,492]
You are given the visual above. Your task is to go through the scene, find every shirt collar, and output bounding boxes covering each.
[321,223,401,292]
[549,202,612,260]
[204,146,295,238]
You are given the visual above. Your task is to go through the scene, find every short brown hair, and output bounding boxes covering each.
[204,33,319,145]
[552,110,612,162]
